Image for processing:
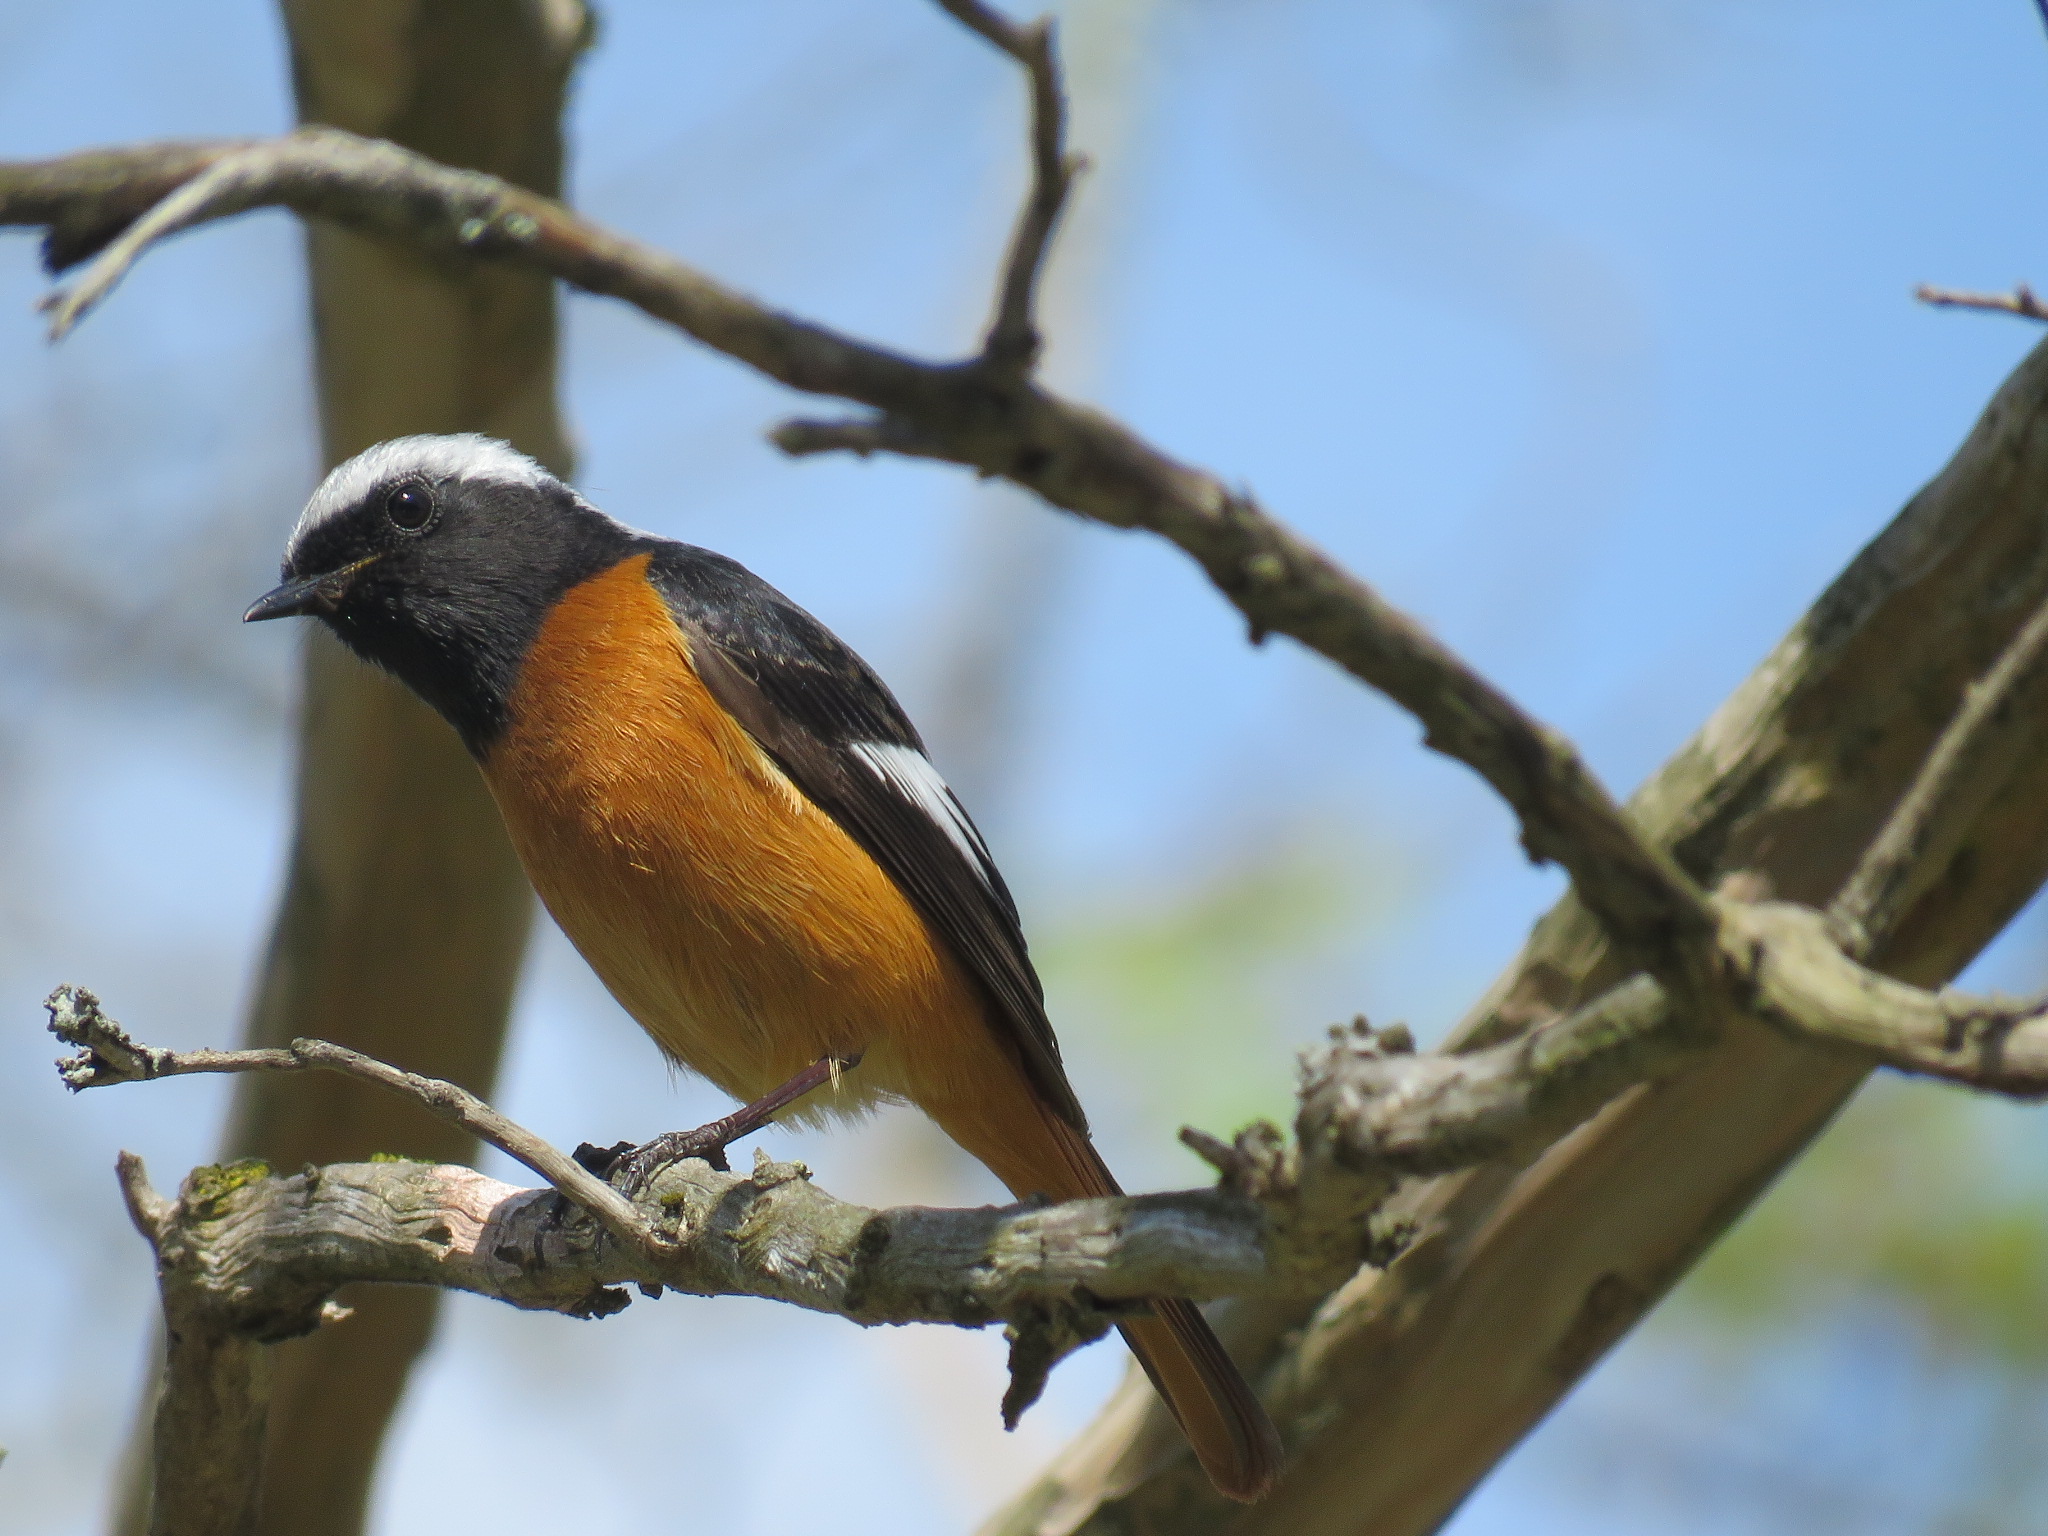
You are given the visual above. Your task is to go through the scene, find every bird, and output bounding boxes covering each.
[245,433,1282,1503]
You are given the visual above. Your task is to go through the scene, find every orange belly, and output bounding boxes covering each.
[479,554,1027,1139]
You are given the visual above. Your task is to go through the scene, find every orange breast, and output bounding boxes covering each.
[481,554,993,1122]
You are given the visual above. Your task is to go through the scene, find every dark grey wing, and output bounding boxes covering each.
[644,542,1086,1131]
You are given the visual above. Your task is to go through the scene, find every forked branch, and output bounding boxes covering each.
[934,0,1084,370]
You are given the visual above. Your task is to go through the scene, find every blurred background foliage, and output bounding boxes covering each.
[7,1,2048,1533]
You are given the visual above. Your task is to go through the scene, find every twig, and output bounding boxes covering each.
[29,131,535,341]
[0,131,1713,977]
[1914,282,2048,324]
[932,0,1083,371]
[0,139,247,273]
[47,984,669,1267]
[1831,585,2048,956]
[41,140,302,339]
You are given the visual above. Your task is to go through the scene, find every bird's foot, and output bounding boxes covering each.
[573,1125,735,1196]
[577,1051,862,1201]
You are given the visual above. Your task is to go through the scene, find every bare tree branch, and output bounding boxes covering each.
[51,925,2048,1345]
[1,139,249,273]
[42,986,1682,1311]
[1717,901,2048,1095]
[47,847,2048,1536]
[0,126,1718,987]
[49,985,664,1266]
[933,0,1084,370]
[1026,339,2048,1536]
[1915,281,2048,323]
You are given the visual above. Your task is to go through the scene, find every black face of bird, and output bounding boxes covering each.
[245,434,634,754]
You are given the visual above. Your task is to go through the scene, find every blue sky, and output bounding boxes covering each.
[4,2,2048,1533]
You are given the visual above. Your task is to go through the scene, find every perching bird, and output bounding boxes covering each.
[246,434,1281,1502]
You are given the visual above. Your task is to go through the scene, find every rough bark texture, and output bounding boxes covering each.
[992,338,2048,1536]
[113,6,587,1535]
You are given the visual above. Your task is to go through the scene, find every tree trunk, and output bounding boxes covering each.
[113,4,587,1533]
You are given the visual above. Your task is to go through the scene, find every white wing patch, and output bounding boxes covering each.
[850,741,996,887]
[291,434,559,546]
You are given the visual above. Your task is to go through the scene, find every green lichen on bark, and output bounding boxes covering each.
[180,1159,272,1218]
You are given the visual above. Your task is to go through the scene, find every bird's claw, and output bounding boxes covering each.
[572,1128,734,1204]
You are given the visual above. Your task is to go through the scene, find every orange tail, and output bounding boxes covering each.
[1115,1300,1283,1503]
[971,1098,1282,1502]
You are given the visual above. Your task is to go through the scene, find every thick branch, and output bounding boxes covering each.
[1721,900,2048,1095]
[60,838,2048,1337]
[118,1152,275,1536]
[1049,339,2048,1536]
[109,1150,1271,1328]
[46,986,1687,1311]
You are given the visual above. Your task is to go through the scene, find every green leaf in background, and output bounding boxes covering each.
[1037,822,1402,1162]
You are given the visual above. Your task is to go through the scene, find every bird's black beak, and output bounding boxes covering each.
[243,554,383,623]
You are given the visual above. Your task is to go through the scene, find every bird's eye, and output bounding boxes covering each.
[384,484,436,533]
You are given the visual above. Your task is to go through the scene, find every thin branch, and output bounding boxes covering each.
[1831,584,2048,956]
[0,131,1714,978]
[41,140,304,338]
[932,0,1082,371]
[0,139,248,272]
[47,983,669,1268]
[931,0,1034,57]
[1915,282,2048,323]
